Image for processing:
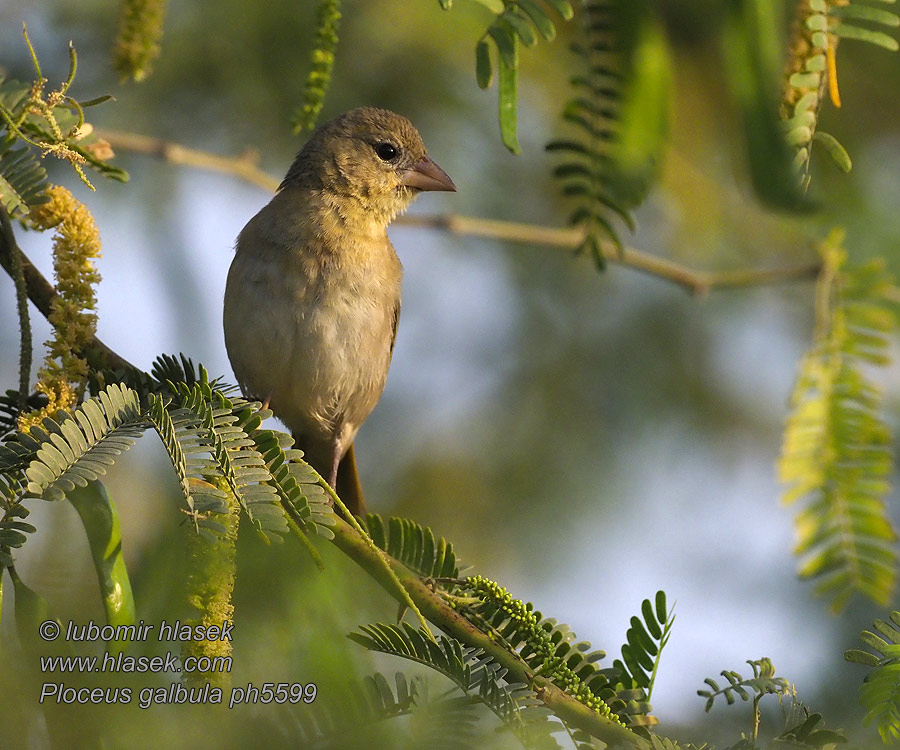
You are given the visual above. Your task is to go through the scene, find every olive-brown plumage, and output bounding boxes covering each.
[223,107,455,515]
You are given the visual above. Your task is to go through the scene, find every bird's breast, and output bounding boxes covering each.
[224,219,402,445]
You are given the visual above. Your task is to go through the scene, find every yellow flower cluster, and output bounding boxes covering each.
[18,186,102,430]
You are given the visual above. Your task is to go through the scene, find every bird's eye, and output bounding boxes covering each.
[374,142,399,162]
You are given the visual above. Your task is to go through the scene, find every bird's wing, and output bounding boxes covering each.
[388,299,401,357]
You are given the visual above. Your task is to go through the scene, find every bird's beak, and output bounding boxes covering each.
[400,156,457,192]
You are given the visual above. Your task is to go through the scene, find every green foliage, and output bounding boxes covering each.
[149,352,212,390]
[269,671,485,749]
[830,0,900,51]
[0,133,48,218]
[698,657,791,713]
[296,671,422,744]
[614,591,674,700]
[151,368,334,542]
[0,362,336,551]
[18,383,145,503]
[253,428,334,539]
[457,575,652,730]
[698,684,847,749]
[349,623,563,749]
[292,0,342,134]
[146,389,231,532]
[445,0,574,153]
[613,6,671,207]
[364,513,460,578]
[782,0,898,187]
[547,0,668,268]
[172,379,288,541]
[725,0,807,209]
[3,4,900,747]
[0,389,48,438]
[67,481,136,632]
[643,737,699,750]
[112,0,169,82]
[0,492,32,568]
[777,710,847,748]
[812,131,852,174]
[0,34,126,201]
[845,610,900,742]
[778,231,899,612]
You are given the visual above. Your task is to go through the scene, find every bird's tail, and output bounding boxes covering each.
[336,443,366,518]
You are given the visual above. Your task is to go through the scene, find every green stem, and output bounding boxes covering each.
[328,516,645,747]
[279,495,326,571]
[312,469,435,640]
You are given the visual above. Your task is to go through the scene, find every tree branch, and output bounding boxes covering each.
[0,208,137,375]
[398,214,822,295]
[1,205,644,745]
[97,129,822,296]
[328,515,645,746]
[2,208,32,409]
[97,129,280,193]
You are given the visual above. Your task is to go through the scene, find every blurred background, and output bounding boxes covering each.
[1,0,899,747]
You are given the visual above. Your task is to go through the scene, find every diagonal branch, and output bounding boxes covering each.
[1,209,643,744]
[0,207,136,375]
[2,208,31,408]
[328,514,645,746]
[96,128,822,295]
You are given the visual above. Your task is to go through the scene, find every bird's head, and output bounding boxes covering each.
[281,107,456,226]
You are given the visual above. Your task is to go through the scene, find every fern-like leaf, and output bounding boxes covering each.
[364,513,460,578]
[0,133,48,217]
[614,591,674,700]
[20,384,144,502]
[349,623,564,749]
[778,231,899,612]
[448,0,573,153]
[0,487,33,567]
[777,709,847,748]
[830,0,900,51]
[170,380,288,541]
[698,658,792,713]
[547,1,669,267]
[270,672,417,745]
[458,576,646,729]
[145,364,330,541]
[845,610,900,742]
[265,672,489,749]
[782,1,898,186]
[146,392,229,527]
[150,353,209,390]
[252,427,334,539]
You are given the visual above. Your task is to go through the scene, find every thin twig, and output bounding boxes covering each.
[398,214,823,295]
[97,129,280,193]
[97,129,823,295]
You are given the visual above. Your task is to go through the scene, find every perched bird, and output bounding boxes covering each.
[224,107,456,516]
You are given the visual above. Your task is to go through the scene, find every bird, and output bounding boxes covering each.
[223,107,456,517]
